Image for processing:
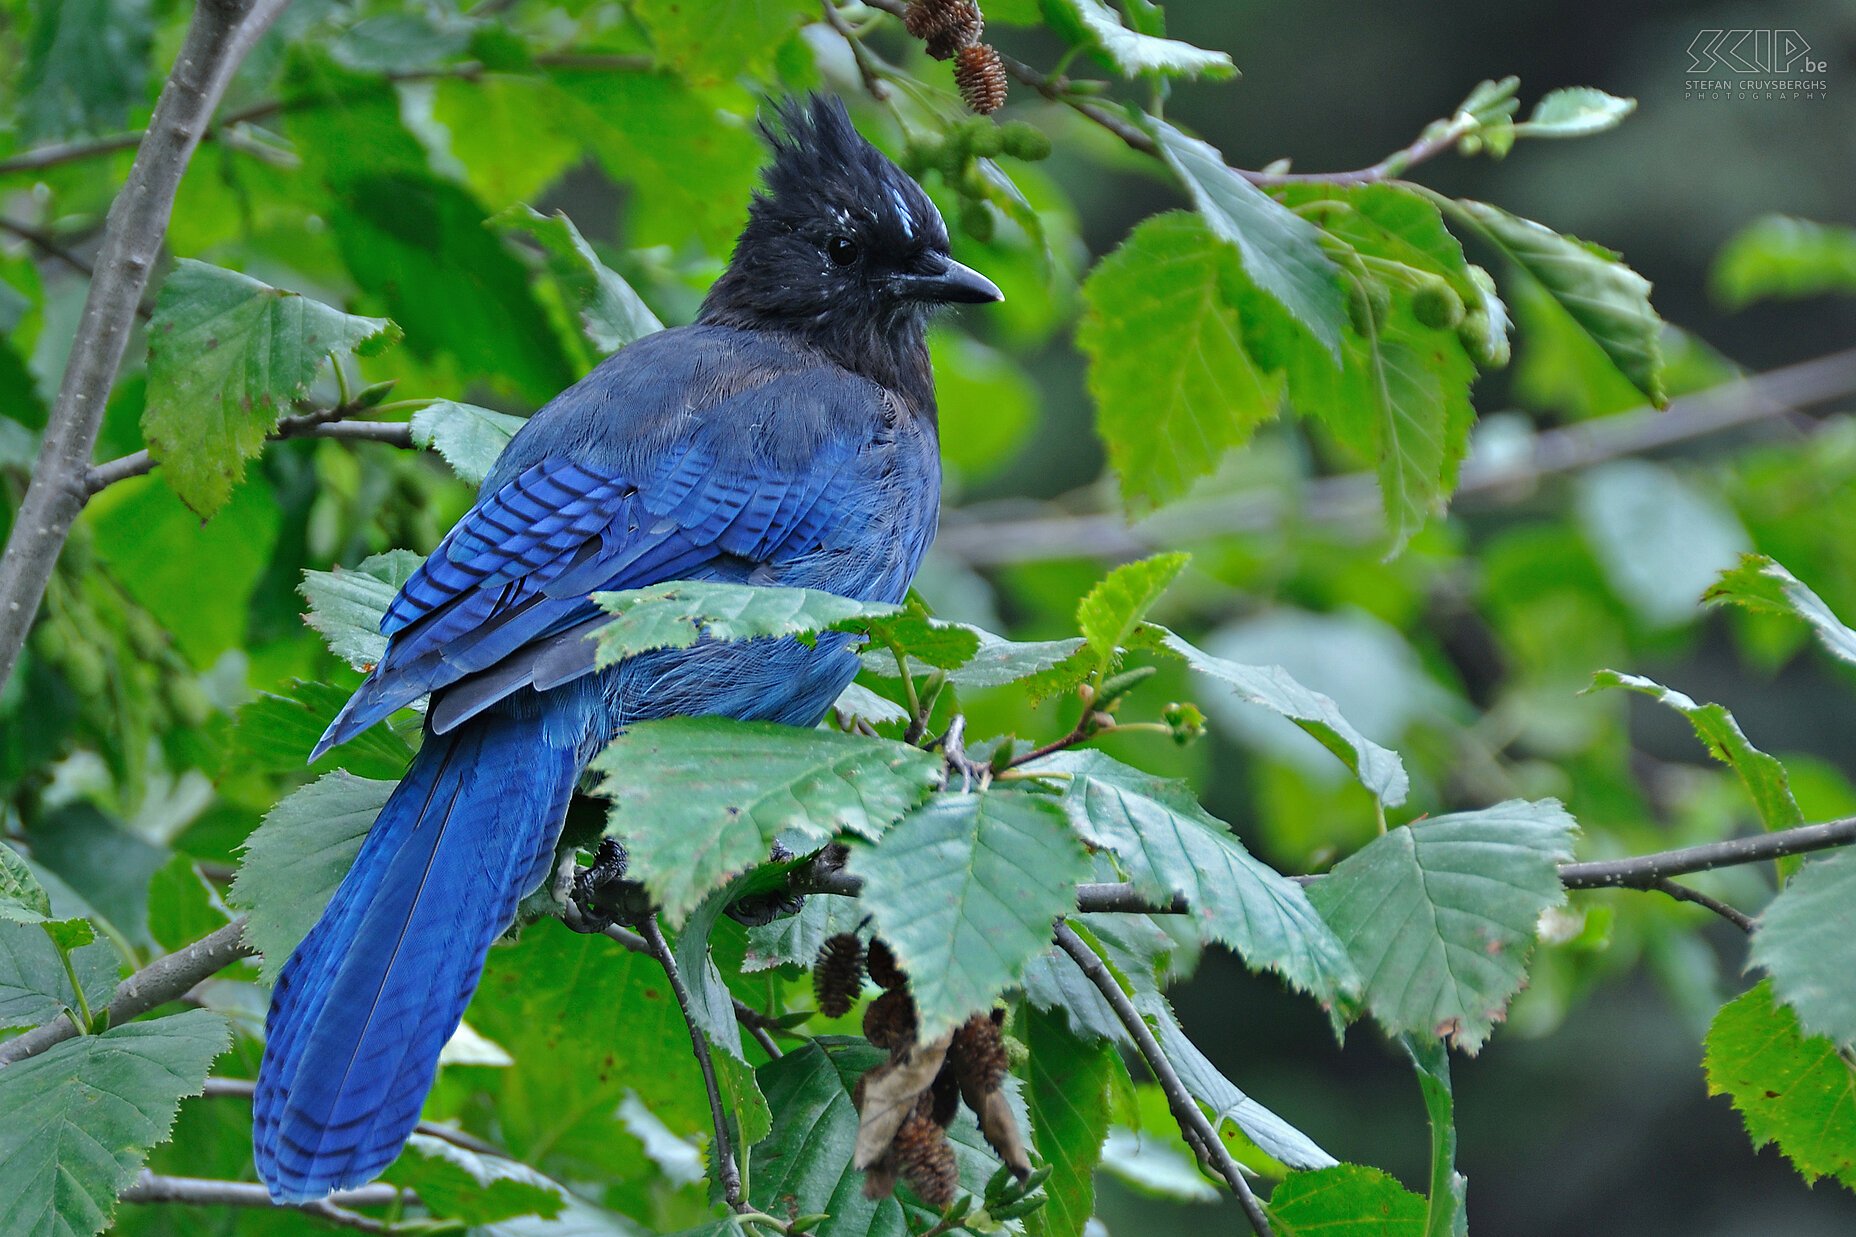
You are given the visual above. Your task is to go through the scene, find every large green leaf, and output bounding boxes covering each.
[592,582,902,668]
[0,842,53,922]
[142,261,399,517]
[0,1009,229,1237]
[1711,215,1856,309]
[492,206,664,355]
[17,0,151,141]
[1048,0,1235,79]
[849,789,1090,1037]
[1588,670,1802,830]
[631,0,812,83]
[300,549,424,672]
[1307,801,1578,1051]
[228,772,395,983]
[1705,554,1856,667]
[1149,627,1410,806]
[1079,214,1285,508]
[1449,200,1664,406]
[1151,121,1347,357]
[1750,849,1856,1048]
[1268,1164,1426,1236]
[1279,184,1473,295]
[1705,980,1856,1189]
[592,718,942,923]
[1024,1002,1121,1237]
[1044,751,1358,1004]
[410,400,528,487]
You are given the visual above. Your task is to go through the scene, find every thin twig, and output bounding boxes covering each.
[119,1171,400,1233]
[822,1,889,101]
[0,217,93,278]
[201,1077,513,1156]
[0,918,254,1067]
[638,915,744,1211]
[0,0,292,692]
[601,923,786,1055]
[1647,878,1755,932]
[1559,816,1856,890]
[1052,921,1274,1237]
[85,417,415,496]
[794,863,1187,915]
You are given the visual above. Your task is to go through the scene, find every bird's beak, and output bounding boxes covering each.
[893,254,1004,305]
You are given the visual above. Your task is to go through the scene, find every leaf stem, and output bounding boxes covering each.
[52,933,94,1033]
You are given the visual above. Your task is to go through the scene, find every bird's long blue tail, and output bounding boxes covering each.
[253,713,577,1202]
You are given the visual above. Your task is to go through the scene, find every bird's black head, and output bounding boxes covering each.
[699,95,1000,407]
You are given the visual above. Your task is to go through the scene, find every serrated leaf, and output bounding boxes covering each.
[1711,215,1856,309]
[383,1134,566,1225]
[830,682,911,728]
[1750,849,1856,1048]
[18,0,152,142]
[1151,121,1347,357]
[492,206,664,353]
[1307,801,1579,1051]
[1279,184,1473,293]
[0,842,53,922]
[1705,980,1856,1188]
[1024,1002,1121,1237]
[1705,554,1856,667]
[300,549,425,672]
[410,400,528,487]
[1080,213,1286,508]
[948,632,1089,691]
[1148,626,1409,806]
[849,790,1090,1037]
[593,582,903,668]
[0,1009,230,1237]
[742,890,865,973]
[592,718,942,923]
[1517,87,1635,138]
[1077,553,1189,674]
[748,1040,903,1237]
[228,772,395,984]
[1268,1164,1426,1236]
[0,921,118,1034]
[142,261,399,517]
[232,679,416,780]
[1052,0,1235,79]
[1044,751,1357,1004]
[1587,671,1801,830]
[1451,200,1664,406]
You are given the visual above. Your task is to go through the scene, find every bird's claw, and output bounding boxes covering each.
[561,838,650,933]
[724,839,808,927]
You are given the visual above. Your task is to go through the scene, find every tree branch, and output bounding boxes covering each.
[792,864,1187,915]
[85,416,416,496]
[599,923,786,1056]
[119,1171,401,1233]
[1558,816,1856,891]
[637,915,744,1211]
[0,0,292,693]
[0,918,254,1067]
[1647,878,1755,933]
[1052,921,1274,1236]
[201,1077,513,1157]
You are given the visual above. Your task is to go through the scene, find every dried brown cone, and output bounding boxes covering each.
[954,44,1008,113]
[863,986,918,1054]
[906,0,982,55]
[929,1061,961,1128]
[861,1150,899,1201]
[949,1011,1008,1108]
[813,932,865,1019]
[865,937,907,991]
[893,1105,959,1207]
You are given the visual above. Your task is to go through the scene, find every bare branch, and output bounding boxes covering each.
[1647,878,1755,933]
[637,915,744,1211]
[119,1171,401,1233]
[0,0,292,692]
[0,918,254,1067]
[202,1077,512,1158]
[85,417,416,497]
[1052,921,1274,1236]
[1559,816,1856,891]
[792,862,1187,915]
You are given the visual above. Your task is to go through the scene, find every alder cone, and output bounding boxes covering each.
[907,0,982,56]
[812,932,865,1018]
[929,1061,961,1127]
[863,987,919,1053]
[955,44,1008,113]
[950,1011,1008,1103]
[893,1105,959,1207]
[866,937,907,990]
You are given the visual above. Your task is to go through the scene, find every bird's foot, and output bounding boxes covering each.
[723,839,810,927]
[936,714,987,792]
[560,838,651,933]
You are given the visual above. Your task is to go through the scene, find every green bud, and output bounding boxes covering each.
[1411,277,1465,330]
[1346,278,1390,335]
[1163,700,1206,745]
[1000,121,1052,161]
[960,200,995,243]
[1096,664,1157,706]
[353,378,397,409]
[963,117,1005,158]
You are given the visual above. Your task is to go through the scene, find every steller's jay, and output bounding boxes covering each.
[252,94,1000,1202]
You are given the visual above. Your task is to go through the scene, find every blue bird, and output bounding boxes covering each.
[252,94,1000,1202]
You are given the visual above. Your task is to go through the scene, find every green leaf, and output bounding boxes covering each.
[1076,552,1189,675]
[1711,215,1856,309]
[1705,554,1856,667]
[1307,800,1578,1051]
[1587,670,1802,830]
[144,856,232,957]
[856,607,985,676]
[1024,1002,1121,1237]
[1080,214,1285,508]
[1044,751,1358,1004]
[743,890,865,974]
[229,772,395,984]
[142,261,399,517]
[1575,460,1749,629]
[383,1134,566,1225]
[1279,184,1472,294]
[1098,1127,1219,1203]
[1148,627,1409,805]
[492,206,664,354]
[232,680,416,781]
[1051,0,1235,79]
[748,1039,908,1237]
[1402,1035,1467,1237]
[410,400,528,487]
[17,0,152,141]
[0,1009,230,1237]
[1268,1164,1426,1236]
[849,790,1090,1037]
[592,582,902,669]
[1750,849,1856,1048]
[631,0,812,83]
[0,842,53,923]
[1516,87,1635,138]
[592,718,942,923]
[947,632,1089,691]
[1151,120,1347,357]
[300,549,425,672]
[1706,980,1856,1188]
[1449,200,1664,407]
[0,921,119,1033]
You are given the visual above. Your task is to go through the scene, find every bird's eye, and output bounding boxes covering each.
[825,236,859,267]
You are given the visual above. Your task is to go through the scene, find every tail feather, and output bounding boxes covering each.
[254,715,577,1202]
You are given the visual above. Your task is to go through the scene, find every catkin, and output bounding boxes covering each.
[812,932,865,1019]
[955,45,1009,114]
